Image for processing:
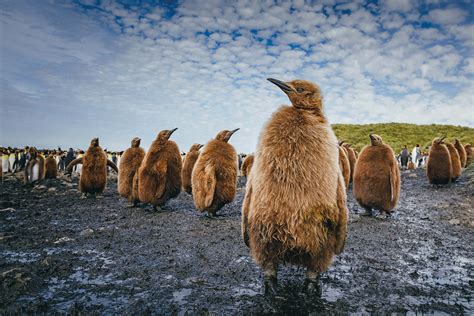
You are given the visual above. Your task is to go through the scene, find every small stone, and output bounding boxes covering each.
[0,208,15,212]
[408,173,417,178]
[80,228,94,237]
[48,187,57,192]
[33,185,47,190]
[448,219,460,225]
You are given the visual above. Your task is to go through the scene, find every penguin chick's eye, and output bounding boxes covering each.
[296,87,305,93]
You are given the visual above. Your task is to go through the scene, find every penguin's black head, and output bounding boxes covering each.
[91,138,99,147]
[216,128,239,142]
[157,128,178,141]
[267,78,322,111]
[131,137,141,148]
[369,134,383,146]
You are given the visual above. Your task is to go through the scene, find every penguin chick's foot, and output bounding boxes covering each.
[152,205,162,212]
[303,270,322,297]
[360,207,373,217]
[263,264,278,296]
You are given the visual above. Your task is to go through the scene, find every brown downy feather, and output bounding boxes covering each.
[464,144,472,166]
[241,154,255,177]
[242,79,348,273]
[181,143,203,194]
[342,144,356,183]
[192,129,239,216]
[446,143,461,181]
[138,129,182,208]
[454,139,466,168]
[427,138,452,185]
[353,134,400,214]
[44,154,57,179]
[338,146,350,188]
[118,137,145,204]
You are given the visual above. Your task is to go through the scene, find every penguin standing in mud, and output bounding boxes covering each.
[242,78,348,296]
[44,151,58,179]
[427,137,452,186]
[181,143,203,195]
[118,137,145,206]
[342,143,356,182]
[445,143,462,182]
[138,129,182,210]
[338,144,350,189]
[192,129,239,216]
[464,144,472,166]
[241,154,254,178]
[353,134,400,216]
[454,139,467,168]
[2,150,10,175]
[66,138,118,195]
[24,147,45,185]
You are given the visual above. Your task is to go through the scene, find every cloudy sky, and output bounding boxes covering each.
[1,0,473,152]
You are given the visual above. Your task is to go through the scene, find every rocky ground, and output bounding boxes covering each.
[0,168,472,314]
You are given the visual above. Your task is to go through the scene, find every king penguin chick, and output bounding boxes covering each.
[353,134,400,216]
[454,139,467,168]
[427,137,452,186]
[138,129,182,210]
[242,78,348,296]
[192,129,239,216]
[241,154,255,177]
[342,143,356,183]
[338,142,350,188]
[181,143,203,194]
[24,147,45,185]
[464,143,472,166]
[66,138,118,195]
[118,137,146,206]
[445,142,461,182]
[44,151,58,179]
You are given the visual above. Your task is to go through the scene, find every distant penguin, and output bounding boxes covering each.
[342,143,356,182]
[454,139,467,168]
[242,78,348,296]
[464,144,472,166]
[44,152,58,179]
[8,151,15,173]
[353,134,400,216]
[66,138,118,194]
[2,152,10,174]
[241,154,255,177]
[446,143,461,182]
[118,137,145,206]
[338,145,350,189]
[427,137,452,186]
[24,147,45,185]
[138,129,182,210]
[192,129,239,216]
[181,143,203,195]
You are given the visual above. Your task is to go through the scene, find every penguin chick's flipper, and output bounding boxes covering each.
[241,177,253,247]
[334,174,348,255]
[200,164,217,209]
[65,157,83,175]
[107,160,118,173]
[389,169,395,203]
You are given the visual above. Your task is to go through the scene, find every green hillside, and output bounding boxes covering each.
[332,123,474,153]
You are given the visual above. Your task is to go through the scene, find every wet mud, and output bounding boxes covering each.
[1,169,472,314]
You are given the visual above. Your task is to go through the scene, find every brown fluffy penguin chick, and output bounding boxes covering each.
[464,144,472,166]
[427,137,452,186]
[181,143,203,194]
[342,143,356,183]
[118,137,145,206]
[44,153,58,179]
[242,78,348,296]
[338,145,350,189]
[454,139,467,168]
[446,143,461,181]
[24,147,45,184]
[241,154,255,177]
[66,138,118,194]
[353,134,400,216]
[138,129,182,210]
[192,129,239,216]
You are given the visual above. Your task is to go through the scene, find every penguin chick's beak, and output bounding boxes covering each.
[267,78,293,93]
[229,128,240,136]
[168,128,178,136]
[199,144,204,149]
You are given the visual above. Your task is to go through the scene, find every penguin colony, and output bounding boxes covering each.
[2,78,472,297]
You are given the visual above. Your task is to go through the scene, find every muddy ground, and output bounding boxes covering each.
[1,168,472,314]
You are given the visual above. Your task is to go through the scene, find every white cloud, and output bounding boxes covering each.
[427,7,469,25]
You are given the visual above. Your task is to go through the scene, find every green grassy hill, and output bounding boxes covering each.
[332,123,474,153]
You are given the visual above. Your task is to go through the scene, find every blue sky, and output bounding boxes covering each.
[1,0,473,153]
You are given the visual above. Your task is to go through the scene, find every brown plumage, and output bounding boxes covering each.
[407,161,415,170]
[342,144,356,182]
[242,78,348,294]
[24,147,45,184]
[446,143,461,182]
[427,137,452,185]
[66,138,118,194]
[464,144,472,166]
[181,143,203,194]
[338,146,350,188]
[44,153,57,179]
[118,137,145,205]
[241,154,254,177]
[353,134,400,215]
[138,129,182,210]
[454,139,467,168]
[192,129,239,216]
